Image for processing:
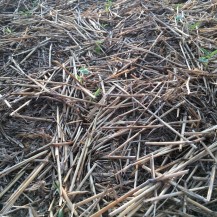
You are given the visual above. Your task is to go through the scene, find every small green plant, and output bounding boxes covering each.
[75,74,83,83]
[3,27,12,35]
[57,208,64,217]
[198,48,217,65]
[94,40,103,54]
[176,3,184,9]
[54,181,60,190]
[105,0,112,12]
[18,0,39,16]
[79,67,89,75]
[93,88,101,97]
[19,10,32,17]
[188,21,201,30]
[172,3,184,10]
[200,48,211,56]
[31,0,38,8]
[175,15,182,22]
[101,23,108,28]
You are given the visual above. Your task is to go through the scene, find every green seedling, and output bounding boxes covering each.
[19,10,32,17]
[93,88,101,97]
[188,21,201,30]
[3,27,12,35]
[31,0,39,8]
[79,67,89,75]
[198,48,217,65]
[94,40,103,54]
[105,0,112,12]
[54,181,60,191]
[176,4,184,9]
[172,3,184,10]
[198,57,209,64]
[101,23,108,28]
[75,74,83,83]
[176,15,182,22]
[57,208,64,217]
[204,49,217,59]
[200,48,211,56]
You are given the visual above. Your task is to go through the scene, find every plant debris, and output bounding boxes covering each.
[0,0,217,216]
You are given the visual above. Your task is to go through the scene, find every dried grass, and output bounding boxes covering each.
[0,0,217,216]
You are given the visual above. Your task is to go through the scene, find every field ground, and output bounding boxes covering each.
[1,0,217,216]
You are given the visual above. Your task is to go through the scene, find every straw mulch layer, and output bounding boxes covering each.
[1,0,217,216]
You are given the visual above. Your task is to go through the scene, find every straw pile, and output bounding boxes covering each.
[0,0,217,216]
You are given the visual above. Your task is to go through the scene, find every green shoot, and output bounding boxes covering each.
[79,67,89,75]
[94,40,103,54]
[200,48,211,56]
[53,181,60,193]
[176,15,182,22]
[205,49,217,59]
[105,0,112,12]
[101,23,108,28]
[176,4,184,9]
[75,74,83,83]
[3,27,12,35]
[19,9,33,17]
[57,208,64,217]
[198,48,217,65]
[93,88,101,97]
[188,21,201,30]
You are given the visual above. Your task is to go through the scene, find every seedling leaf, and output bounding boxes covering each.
[94,88,101,97]
[79,67,89,75]
[58,209,64,217]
